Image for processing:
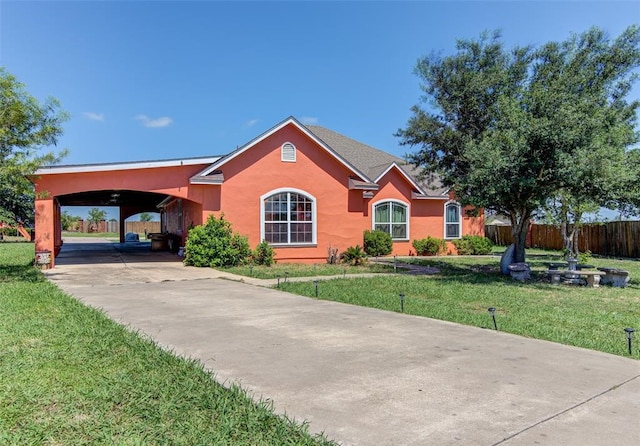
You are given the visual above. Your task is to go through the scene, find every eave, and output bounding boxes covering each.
[348,177,379,191]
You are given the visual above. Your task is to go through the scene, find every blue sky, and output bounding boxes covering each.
[2,1,638,220]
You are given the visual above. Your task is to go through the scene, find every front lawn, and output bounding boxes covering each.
[224,262,394,279]
[62,231,120,239]
[277,251,640,358]
[0,243,334,445]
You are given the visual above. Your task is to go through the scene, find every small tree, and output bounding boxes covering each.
[87,208,107,232]
[139,212,154,222]
[184,214,251,267]
[60,210,81,231]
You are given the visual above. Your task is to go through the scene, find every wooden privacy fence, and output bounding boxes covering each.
[485,221,640,258]
[125,221,161,235]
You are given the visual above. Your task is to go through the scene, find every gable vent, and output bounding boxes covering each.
[281,142,296,162]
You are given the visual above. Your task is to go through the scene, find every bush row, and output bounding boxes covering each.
[184,219,492,269]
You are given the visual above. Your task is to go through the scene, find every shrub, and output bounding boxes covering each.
[452,235,493,255]
[412,236,446,256]
[340,245,368,266]
[326,246,339,264]
[253,240,275,266]
[184,214,251,267]
[579,250,592,264]
[363,230,393,256]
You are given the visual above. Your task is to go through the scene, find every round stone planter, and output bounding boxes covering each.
[508,262,531,281]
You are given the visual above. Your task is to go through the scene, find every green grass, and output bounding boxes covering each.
[62,231,121,239]
[224,262,394,279]
[278,250,640,358]
[0,243,335,445]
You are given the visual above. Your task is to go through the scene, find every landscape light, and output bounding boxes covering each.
[488,307,498,331]
[624,328,635,355]
[314,280,319,298]
[399,293,405,313]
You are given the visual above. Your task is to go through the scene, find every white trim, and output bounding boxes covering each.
[194,117,372,182]
[374,162,425,195]
[35,156,221,175]
[444,200,462,239]
[371,198,410,241]
[411,191,449,200]
[281,142,296,162]
[260,187,317,245]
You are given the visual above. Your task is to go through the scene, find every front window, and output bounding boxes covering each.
[263,190,315,244]
[374,201,408,240]
[445,201,461,239]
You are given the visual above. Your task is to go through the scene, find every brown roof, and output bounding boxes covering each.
[305,125,448,196]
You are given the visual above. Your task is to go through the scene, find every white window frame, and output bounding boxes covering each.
[281,142,296,162]
[444,200,462,239]
[371,199,410,241]
[260,188,317,246]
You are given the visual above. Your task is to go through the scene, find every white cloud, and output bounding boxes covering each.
[300,116,319,125]
[244,119,259,128]
[135,114,173,128]
[83,112,104,121]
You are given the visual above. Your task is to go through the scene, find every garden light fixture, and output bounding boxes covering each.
[624,328,635,355]
[488,307,498,331]
[314,280,319,298]
[399,293,405,313]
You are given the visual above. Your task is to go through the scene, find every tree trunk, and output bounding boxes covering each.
[510,211,531,263]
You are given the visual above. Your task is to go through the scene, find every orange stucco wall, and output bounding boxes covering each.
[198,123,484,262]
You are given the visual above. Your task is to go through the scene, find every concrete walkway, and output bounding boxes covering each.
[44,239,640,445]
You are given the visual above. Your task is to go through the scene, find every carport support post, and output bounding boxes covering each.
[34,197,57,268]
[119,213,126,243]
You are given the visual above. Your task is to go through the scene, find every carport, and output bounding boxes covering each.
[31,156,219,267]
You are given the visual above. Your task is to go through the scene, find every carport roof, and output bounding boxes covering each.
[35,156,221,175]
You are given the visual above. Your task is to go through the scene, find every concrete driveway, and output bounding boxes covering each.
[45,239,640,445]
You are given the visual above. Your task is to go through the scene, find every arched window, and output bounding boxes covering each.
[444,201,461,239]
[373,200,409,240]
[261,189,315,245]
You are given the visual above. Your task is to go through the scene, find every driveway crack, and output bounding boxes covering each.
[492,373,640,445]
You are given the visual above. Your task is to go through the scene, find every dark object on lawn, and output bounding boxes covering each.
[399,293,405,313]
[314,280,319,298]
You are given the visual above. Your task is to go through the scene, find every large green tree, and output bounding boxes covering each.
[397,27,640,263]
[0,68,68,225]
